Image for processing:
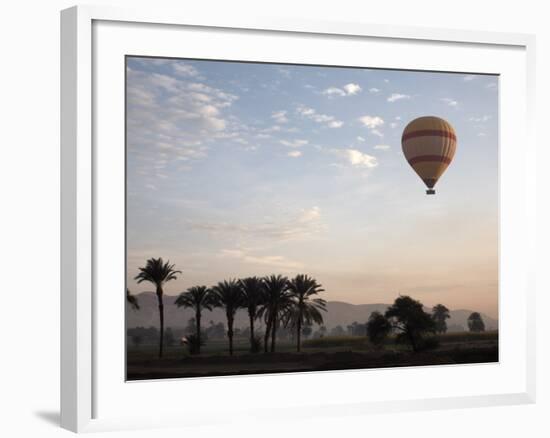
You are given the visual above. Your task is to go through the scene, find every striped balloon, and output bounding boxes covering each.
[401,116,457,195]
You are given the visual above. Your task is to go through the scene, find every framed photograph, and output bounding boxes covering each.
[61,5,536,432]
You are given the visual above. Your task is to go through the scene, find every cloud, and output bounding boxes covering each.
[358,115,385,137]
[328,120,344,128]
[371,129,384,138]
[272,110,289,124]
[469,115,491,122]
[441,97,458,107]
[126,59,243,187]
[172,62,200,77]
[219,249,304,270]
[356,136,366,142]
[463,75,476,81]
[340,149,379,168]
[278,68,291,78]
[387,93,410,103]
[322,87,346,97]
[343,83,362,95]
[369,87,380,93]
[358,115,384,129]
[296,105,343,128]
[191,206,326,242]
[287,150,302,157]
[374,144,391,150]
[280,139,309,148]
[322,83,362,97]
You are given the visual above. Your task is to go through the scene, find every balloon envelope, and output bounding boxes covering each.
[401,116,457,194]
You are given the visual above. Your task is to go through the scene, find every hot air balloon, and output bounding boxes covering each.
[401,116,457,195]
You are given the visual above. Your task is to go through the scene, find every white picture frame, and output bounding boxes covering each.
[61,4,536,433]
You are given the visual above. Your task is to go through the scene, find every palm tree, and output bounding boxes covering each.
[211,279,244,355]
[261,275,291,353]
[175,286,214,354]
[134,258,180,358]
[239,277,265,352]
[126,288,140,310]
[286,275,327,352]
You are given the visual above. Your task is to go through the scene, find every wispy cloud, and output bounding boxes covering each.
[387,93,410,103]
[287,150,302,157]
[322,83,362,97]
[335,149,379,168]
[328,120,344,128]
[441,97,458,107]
[271,110,289,124]
[358,115,384,129]
[368,87,380,94]
[322,87,346,97]
[296,105,344,128]
[374,144,391,150]
[126,63,240,182]
[191,206,326,242]
[280,139,309,148]
[219,248,304,270]
[278,68,291,78]
[172,62,200,77]
[469,115,491,123]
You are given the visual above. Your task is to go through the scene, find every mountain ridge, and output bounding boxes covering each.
[126,292,498,332]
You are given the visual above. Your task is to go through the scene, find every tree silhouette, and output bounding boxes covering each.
[211,279,245,355]
[239,277,266,353]
[385,295,435,352]
[134,258,180,358]
[286,274,326,352]
[366,311,392,347]
[467,312,485,332]
[126,288,140,310]
[432,304,450,334]
[259,275,292,352]
[175,285,214,354]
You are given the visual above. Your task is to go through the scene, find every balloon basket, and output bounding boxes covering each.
[426,189,435,195]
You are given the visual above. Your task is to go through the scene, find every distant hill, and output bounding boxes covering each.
[126,292,498,332]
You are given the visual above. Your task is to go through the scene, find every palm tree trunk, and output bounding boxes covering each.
[156,287,164,358]
[270,312,277,352]
[264,317,271,353]
[227,313,234,356]
[296,315,302,352]
[249,311,255,352]
[196,308,201,355]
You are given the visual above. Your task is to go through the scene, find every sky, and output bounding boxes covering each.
[126,57,499,318]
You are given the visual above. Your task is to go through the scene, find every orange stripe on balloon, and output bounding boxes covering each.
[402,129,457,142]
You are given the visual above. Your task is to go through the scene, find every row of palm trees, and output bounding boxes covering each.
[132,257,327,358]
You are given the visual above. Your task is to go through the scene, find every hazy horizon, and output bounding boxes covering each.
[126,57,498,319]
